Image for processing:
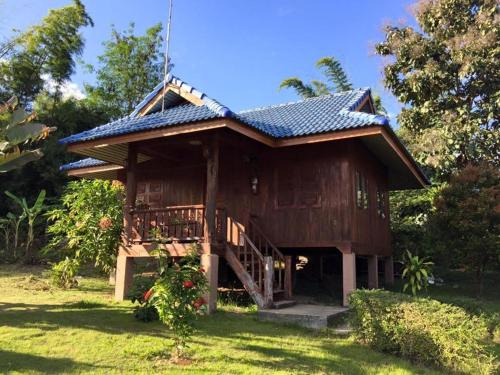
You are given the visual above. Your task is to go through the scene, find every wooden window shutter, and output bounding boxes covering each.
[298,166,320,207]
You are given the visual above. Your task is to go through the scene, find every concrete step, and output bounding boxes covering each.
[258,304,350,330]
[272,300,296,309]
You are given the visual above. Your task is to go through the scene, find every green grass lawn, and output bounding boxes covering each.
[0,265,447,375]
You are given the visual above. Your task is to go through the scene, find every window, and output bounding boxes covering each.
[355,171,369,209]
[298,167,320,207]
[377,190,386,219]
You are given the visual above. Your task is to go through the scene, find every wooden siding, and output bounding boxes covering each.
[121,130,391,256]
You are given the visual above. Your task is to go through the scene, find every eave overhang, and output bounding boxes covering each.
[63,118,429,190]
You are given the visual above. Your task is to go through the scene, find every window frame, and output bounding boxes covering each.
[355,171,369,210]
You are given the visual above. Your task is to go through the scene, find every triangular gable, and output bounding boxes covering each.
[130,74,232,118]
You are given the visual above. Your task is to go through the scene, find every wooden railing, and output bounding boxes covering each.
[227,217,267,296]
[248,217,291,298]
[129,205,226,243]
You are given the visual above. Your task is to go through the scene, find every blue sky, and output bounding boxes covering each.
[0,0,416,121]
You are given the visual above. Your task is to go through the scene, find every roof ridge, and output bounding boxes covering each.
[130,74,233,118]
[237,88,368,114]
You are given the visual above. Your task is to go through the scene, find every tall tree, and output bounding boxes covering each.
[85,23,166,119]
[375,0,499,177]
[429,163,499,296]
[280,56,386,114]
[0,0,93,104]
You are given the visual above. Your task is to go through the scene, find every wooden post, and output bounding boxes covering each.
[263,256,274,308]
[203,135,219,247]
[284,255,293,299]
[123,144,138,243]
[368,255,379,289]
[342,252,356,306]
[384,256,394,286]
[115,255,134,301]
[201,254,219,314]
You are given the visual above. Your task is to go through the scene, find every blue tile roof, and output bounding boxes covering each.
[59,76,387,146]
[60,157,108,171]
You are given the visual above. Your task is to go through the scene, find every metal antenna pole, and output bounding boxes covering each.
[161,0,173,112]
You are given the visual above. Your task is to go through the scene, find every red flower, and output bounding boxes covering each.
[143,288,153,301]
[99,216,112,230]
[198,267,205,273]
[193,297,206,310]
[183,280,194,288]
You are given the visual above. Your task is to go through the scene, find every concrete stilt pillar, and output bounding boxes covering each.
[384,256,394,286]
[368,255,379,289]
[109,268,116,286]
[201,254,219,314]
[342,252,356,306]
[115,256,134,301]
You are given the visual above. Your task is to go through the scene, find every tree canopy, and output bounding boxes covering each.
[376,0,499,177]
[279,56,386,114]
[85,23,165,119]
[0,0,93,104]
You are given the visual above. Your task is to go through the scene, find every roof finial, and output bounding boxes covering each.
[161,0,173,112]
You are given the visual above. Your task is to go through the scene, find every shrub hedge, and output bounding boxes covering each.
[349,290,497,375]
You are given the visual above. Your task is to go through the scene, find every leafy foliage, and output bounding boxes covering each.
[279,56,352,98]
[149,247,208,359]
[429,163,500,295]
[349,290,497,375]
[85,23,166,119]
[375,0,499,177]
[0,97,55,173]
[389,187,437,260]
[402,250,433,296]
[5,190,46,260]
[279,56,386,114]
[49,256,79,288]
[316,57,353,92]
[0,0,93,104]
[128,275,159,322]
[45,180,123,274]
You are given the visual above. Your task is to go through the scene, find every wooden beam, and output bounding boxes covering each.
[138,84,204,116]
[263,256,274,307]
[284,255,293,299]
[135,146,181,163]
[67,164,123,177]
[277,127,383,147]
[67,119,228,151]
[379,128,428,188]
[203,133,219,245]
[367,255,379,289]
[123,145,137,243]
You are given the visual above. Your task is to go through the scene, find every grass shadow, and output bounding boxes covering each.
[0,349,106,373]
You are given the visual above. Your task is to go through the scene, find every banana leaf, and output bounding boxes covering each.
[6,123,54,145]
[0,149,43,173]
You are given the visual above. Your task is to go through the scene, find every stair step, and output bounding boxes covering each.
[273,300,296,309]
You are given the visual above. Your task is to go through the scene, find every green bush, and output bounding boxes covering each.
[50,257,79,288]
[128,275,158,322]
[349,290,497,375]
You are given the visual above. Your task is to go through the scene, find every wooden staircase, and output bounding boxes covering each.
[225,216,293,309]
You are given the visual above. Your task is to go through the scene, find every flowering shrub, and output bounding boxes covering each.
[45,180,123,285]
[149,247,208,359]
[128,275,158,322]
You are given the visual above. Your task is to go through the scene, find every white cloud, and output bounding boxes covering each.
[42,74,86,100]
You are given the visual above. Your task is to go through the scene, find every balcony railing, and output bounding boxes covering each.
[129,204,226,244]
